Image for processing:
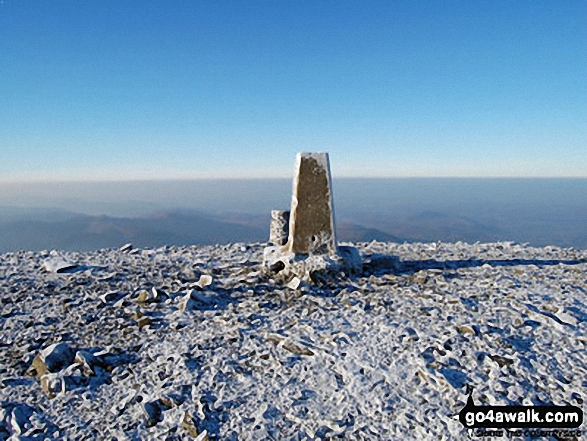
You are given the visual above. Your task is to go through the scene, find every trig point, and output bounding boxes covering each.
[264,152,360,281]
[286,152,337,255]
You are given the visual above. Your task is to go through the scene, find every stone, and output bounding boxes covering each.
[136,289,151,304]
[137,316,153,329]
[99,291,121,304]
[286,276,302,290]
[30,342,75,377]
[196,274,213,288]
[9,405,35,436]
[177,290,192,313]
[40,373,65,398]
[41,258,78,273]
[269,210,290,245]
[119,243,133,253]
[74,350,105,376]
[182,411,199,437]
[143,398,173,427]
[285,152,337,255]
[363,253,400,273]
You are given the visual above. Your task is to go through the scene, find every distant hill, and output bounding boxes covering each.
[0,210,267,253]
[0,209,415,253]
[335,222,408,243]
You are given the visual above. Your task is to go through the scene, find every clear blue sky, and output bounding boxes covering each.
[1,0,585,181]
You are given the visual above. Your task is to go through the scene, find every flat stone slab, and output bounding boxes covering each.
[286,152,337,255]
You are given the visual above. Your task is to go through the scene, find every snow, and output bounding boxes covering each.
[0,241,586,440]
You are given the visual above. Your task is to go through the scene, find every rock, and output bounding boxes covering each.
[99,291,121,304]
[269,260,286,273]
[74,350,105,376]
[181,411,199,437]
[135,288,167,304]
[190,290,215,306]
[179,268,200,283]
[337,245,362,273]
[196,274,213,288]
[143,398,173,427]
[456,326,475,335]
[195,430,209,441]
[29,342,75,377]
[363,254,400,273]
[177,290,192,313]
[136,290,151,304]
[41,258,78,273]
[489,354,515,366]
[137,316,153,329]
[119,243,133,253]
[287,277,302,290]
[152,287,167,301]
[555,311,578,326]
[40,373,65,398]
[9,404,35,436]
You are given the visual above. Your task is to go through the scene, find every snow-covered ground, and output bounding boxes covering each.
[1,241,586,440]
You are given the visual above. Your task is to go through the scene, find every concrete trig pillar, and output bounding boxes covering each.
[284,152,337,255]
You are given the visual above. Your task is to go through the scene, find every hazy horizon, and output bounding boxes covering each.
[0,178,585,252]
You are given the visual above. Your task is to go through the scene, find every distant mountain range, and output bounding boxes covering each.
[0,210,261,252]
[1,179,585,251]
[0,209,410,253]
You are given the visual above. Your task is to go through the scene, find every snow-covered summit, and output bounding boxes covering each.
[0,241,586,439]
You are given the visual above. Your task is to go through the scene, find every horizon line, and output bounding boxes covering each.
[1,175,587,185]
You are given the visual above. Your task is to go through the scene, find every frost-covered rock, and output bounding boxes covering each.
[41,257,78,273]
[29,343,75,377]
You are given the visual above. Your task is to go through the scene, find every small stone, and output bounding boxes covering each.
[269,260,286,273]
[40,373,65,398]
[364,254,400,272]
[179,268,199,283]
[143,398,173,427]
[555,311,578,326]
[197,274,213,288]
[137,316,152,329]
[456,326,475,335]
[9,405,35,436]
[287,277,302,290]
[99,291,120,304]
[489,355,515,366]
[282,341,314,357]
[152,287,162,299]
[136,290,151,304]
[119,243,133,253]
[178,290,192,313]
[337,245,362,273]
[182,411,199,437]
[74,350,104,376]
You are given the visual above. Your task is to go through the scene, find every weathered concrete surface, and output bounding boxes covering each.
[269,210,290,246]
[263,152,360,281]
[285,152,337,255]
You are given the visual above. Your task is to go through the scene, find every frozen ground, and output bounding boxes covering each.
[0,241,586,440]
